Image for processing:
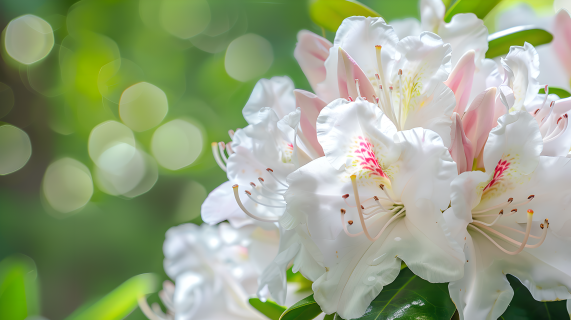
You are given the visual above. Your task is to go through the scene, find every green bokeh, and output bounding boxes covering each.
[0,0,418,319]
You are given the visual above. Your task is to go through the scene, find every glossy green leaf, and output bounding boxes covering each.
[324,313,336,320]
[249,298,287,320]
[348,267,456,320]
[444,0,502,23]
[280,294,323,320]
[539,86,571,98]
[64,273,158,320]
[309,0,380,32]
[0,254,41,320]
[487,27,553,59]
[499,275,568,319]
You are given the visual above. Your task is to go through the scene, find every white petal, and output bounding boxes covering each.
[389,17,422,40]
[420,0,445,33]
[437,13,488,67]
[319,17,399,103]
[501,43,540,112]
[242,76,296,124]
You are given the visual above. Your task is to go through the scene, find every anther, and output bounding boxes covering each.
[373,196,379,200]
[258,177,264,182]
[245,190,252,195]
[540,223,544,229]
[340,208,346,214]
[348,220,354,225]
[398,69,402,75]
[342,194,349,199]
[511,209,517,213]
[533,109,540,116]
[361,205,365,210]
[348,96,354,102]
[250,182,256,187]
[508,198,513,203]
[528,195,535,200]
[267,168,273,173]
[499,209,504,215]
[379,184,384,190]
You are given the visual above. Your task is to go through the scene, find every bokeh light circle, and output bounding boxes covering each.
[0,125,32,175]
[88,121,136,169]
[5,14,55,65]
[119,82,168,132]
[160,0,211,39]
[151,119,203,170]
[95,146,158,198]
[225,33,273,82]
[43,158,93,213]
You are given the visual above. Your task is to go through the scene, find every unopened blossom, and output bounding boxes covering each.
[202,76,326,304]
[286,98,464,319]
[139,223,277,320]
[444,111,571,319]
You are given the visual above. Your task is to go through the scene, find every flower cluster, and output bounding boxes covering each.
[142,2,571,320]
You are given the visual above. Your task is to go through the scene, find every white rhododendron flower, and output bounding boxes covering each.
[202,76,326,305]
[444,111,571,319]
[139,223,278,320]
[286,98,464,319]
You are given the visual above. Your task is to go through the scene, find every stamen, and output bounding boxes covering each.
[472,198,513,214]
[249,182,284,201]
[211,142,227,171]
[544,114,568,142]
[258,177,285,195]
[525,219,549,248]
[137,297,162,320]
[244,190,286,208]
[469,209,534,255]
[218,142,228,163]
[226,142,234,155]
[379,184,401,204]
[472,210,503,226]
[340,208,364,237]
[539,101,555,128]
[228,129,235,139]
[492,223,540,239]
[348,96,354,102]
[266,168,289,187]
[232,185,279,222]
[355,79,362,98]
[351,175,404,241]
[375,46,390,107]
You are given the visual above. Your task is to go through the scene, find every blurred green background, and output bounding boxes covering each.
[0,0,557,319]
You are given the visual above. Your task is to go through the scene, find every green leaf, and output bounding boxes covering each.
[0,254,41,320]
[249,298,287,320]
[324,313,336,320]
[280,294,323,320]
[539,87,571,99]
[486,27,553,59]
[309,0,380,32]
[444,0,502,23]
[349,267,456,320]
[500,274,568,319]
[286,267,314,293]
[64,273,158,320]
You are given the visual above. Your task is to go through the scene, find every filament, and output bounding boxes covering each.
[266,168,289,188]
[355,79,362,98]
[248,182,284,201]
[258,177,285,195]
[468,210,534,255]
[138,297,161,320]
[471,211,503,226]
[544,115,568,143]
[226,142,234,155]
[379,184,401,204]
[228,129,235,139]
[211,142,227,171]
[232,185,279,223]
[245,190,286,208]
[218,142,228,163]
[472,198,513,214]
[351,175,404,241]
[539,101,555,128]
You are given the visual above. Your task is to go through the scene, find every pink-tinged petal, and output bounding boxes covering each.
[462,87,497,159]
[450,113,474,174]
[337,47,376,103]
[294,90,326,158]
[552,10,571,76]
[445,50,476,115]
[554,96,571,115]
[294,30,333,96]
